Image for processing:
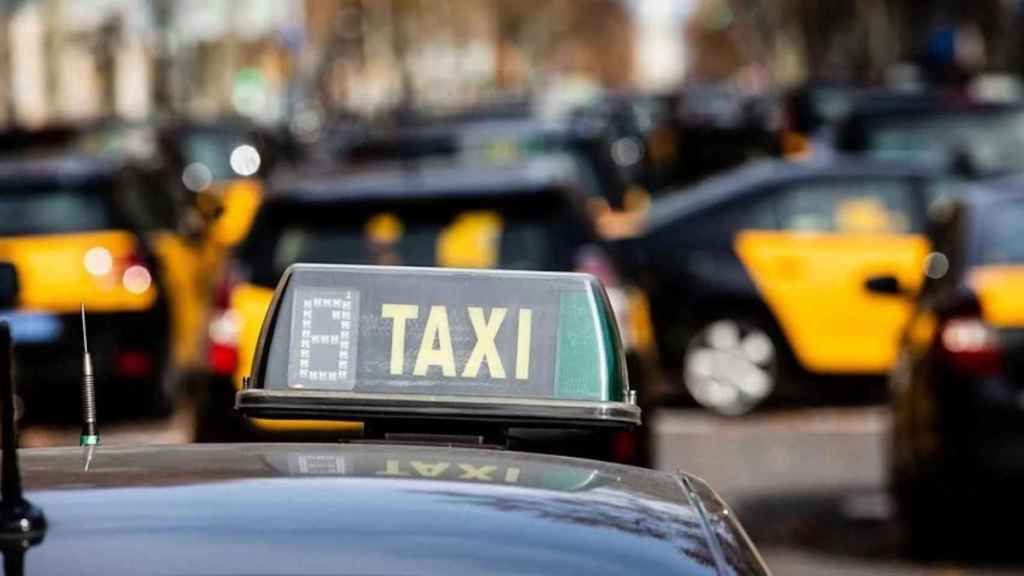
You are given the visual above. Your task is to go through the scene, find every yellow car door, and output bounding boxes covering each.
[148,231,209,371]
[735,177,929,374]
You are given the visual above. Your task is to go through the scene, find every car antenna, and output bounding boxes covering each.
[80,304,99,449]
[0,320,47,575]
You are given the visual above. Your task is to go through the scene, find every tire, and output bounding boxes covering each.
[681,316,785,416]
[896,471,951,560]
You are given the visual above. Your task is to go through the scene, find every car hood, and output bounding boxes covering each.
[13,443,765,576]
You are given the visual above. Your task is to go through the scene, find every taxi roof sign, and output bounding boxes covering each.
[237,264,639,428]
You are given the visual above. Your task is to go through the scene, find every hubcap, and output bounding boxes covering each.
[684,319,776,415]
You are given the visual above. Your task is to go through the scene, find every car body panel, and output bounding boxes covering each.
[18,444,769,576]
[634,159,935,377]
[735,230,928,372]
[969,265,1024,327]
[0,231,157,314]
[207,179,264,248]
[148,230,208,368]
[230,281,275,390]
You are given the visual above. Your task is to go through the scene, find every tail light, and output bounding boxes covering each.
[939,316,1004,377]
[612,430,638,465]
[576,246,633,350]
[116,350,154,378]
[207,264,244,376]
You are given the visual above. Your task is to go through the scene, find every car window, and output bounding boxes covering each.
[243,193,587,288]
[774,178,915,234]
[862,109,1024,172]
[0,187,112,236]
[982,199,1024,265]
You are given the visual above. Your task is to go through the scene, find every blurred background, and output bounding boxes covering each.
[3,1,1024,574]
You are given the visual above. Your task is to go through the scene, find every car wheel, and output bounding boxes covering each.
[682,317,779,415]
[897,471,951,560]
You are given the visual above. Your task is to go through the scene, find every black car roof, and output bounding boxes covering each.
[647,157,928,231]
[0,153,125,185]
[845,90,1020,118]
[18,443,759,576]
[269,155,586,204]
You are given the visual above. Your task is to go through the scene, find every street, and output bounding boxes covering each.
[18,404,1024,575]
[654,407,1022,576]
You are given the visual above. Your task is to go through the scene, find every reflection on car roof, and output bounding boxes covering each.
[271,155,584,203]
[19,444,739,576]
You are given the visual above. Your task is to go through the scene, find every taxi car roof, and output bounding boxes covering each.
[647,156,929,231]
[270,155,584,204]
[19,443,757,576]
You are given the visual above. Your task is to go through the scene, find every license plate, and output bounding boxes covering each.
[0,311,63,344]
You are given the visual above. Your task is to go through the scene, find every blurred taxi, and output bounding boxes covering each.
[623,158,955,414]
[198,156,650,462]
[885,182,1024,552]
[0,155,176,416]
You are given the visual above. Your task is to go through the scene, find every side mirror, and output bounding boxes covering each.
[865,274,903,296]
[0,263,18,309]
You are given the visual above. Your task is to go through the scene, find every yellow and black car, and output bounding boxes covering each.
[196,156,651,465]
[0,155,180,417]
[623,159,960,414]
[885,182,1024,553]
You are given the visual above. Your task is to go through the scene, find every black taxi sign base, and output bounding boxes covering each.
[237,390,639,428]
[237,264,639,429]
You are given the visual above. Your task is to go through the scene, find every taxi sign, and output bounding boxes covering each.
[237,264,639,428]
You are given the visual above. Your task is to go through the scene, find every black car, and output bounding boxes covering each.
[621,158,961,414]
[0,264,770,576]
[14,443,767,575]
[884,181,1024,552]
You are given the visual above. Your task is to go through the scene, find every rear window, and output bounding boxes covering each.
[982,200,1024,265]
[0,187,112,236]
[242,193,591,287]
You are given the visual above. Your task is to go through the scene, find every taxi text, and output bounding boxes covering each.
[382,304,532,379]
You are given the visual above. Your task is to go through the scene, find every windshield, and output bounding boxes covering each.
[863,109,1024,171]
[982,199,1024,265]
[0,187,112,236]
[242,194,587,287]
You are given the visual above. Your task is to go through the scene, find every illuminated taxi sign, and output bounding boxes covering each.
[238,264,638,427]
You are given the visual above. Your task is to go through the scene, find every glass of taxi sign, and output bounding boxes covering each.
[237,264,640,429]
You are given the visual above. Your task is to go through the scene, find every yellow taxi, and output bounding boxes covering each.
[0,155,182,416]
[197,157,651,466]
[626,159,957,414]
